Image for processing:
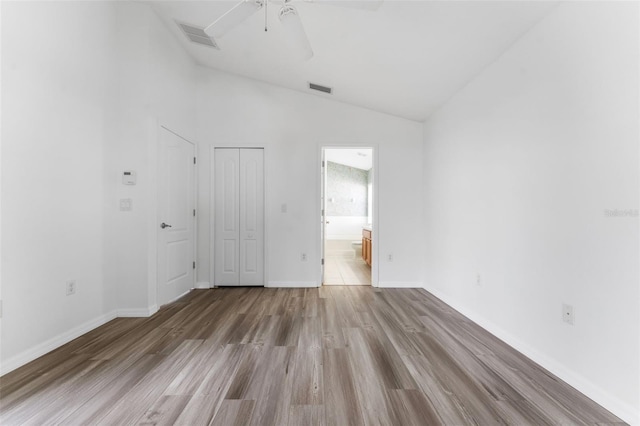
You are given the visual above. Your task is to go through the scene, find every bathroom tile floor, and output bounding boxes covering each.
[324,253,371,286]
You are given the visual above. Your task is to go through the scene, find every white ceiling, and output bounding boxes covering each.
[146,0,556,122]
[325,148,373,170]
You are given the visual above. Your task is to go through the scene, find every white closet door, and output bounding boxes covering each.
[239,149,264,286]
[214,148,264,286]
[214,149,240,286]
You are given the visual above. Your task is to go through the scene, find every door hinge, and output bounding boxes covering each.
[193,157,196,165]
[322,160,325,167]
[321,258,324,265]
[322,209,324,216]
[193,261,196,269]
[193,209,196,217]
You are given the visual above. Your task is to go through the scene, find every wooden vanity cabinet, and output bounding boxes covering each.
[362,229,372,267]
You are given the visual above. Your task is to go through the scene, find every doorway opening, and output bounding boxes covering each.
[321,148,373,286]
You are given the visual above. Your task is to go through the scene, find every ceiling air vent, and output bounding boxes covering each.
[176,21,219,49]
[309,83,332,95]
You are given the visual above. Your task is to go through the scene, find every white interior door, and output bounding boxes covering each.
[157,127,195,306]
[214,148,264,286]
[239,149,264,286]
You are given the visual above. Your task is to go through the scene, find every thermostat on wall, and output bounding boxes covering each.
[122,170,137,185]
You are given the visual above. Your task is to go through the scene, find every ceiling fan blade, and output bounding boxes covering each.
[205,0,264,40]
[304,0,382,11]
[279,5,314,61]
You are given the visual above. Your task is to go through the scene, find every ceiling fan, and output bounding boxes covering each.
[204,0,383,61]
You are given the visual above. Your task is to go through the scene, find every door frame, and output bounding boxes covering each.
[318,145,379,287]
[156,125,197,306]
[209,146,267,288]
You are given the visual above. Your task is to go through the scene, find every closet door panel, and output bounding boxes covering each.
[239,149,264,286]
[214,149,240,286]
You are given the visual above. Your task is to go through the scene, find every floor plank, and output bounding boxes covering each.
[288,404,325,426]
[210,399,255,426]
[0,287,625,426]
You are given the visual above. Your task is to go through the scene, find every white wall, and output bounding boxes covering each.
[422,2,639,423]
[195,69,424,288]
[104,2,197,315]
[1,1,118,369]
[326,216,368,241]
[0,0,197,373]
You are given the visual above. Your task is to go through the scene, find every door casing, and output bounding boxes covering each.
[319,145,379,287]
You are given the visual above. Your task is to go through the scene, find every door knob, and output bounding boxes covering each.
[161,222,172,229]
[326,221,330,224]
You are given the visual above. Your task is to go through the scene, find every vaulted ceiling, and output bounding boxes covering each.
[146,1,556,122]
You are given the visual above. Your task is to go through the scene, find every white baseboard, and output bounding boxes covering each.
[172,290,190,303]
[117,305,157,318]
[195,281,211,289]
[0,303,162,376]
[424,286,639,425]
[147,304,158,316]
[0,310,118,376]
[153,289,193,311]
[267,281,319,288]
[378,281,423,288]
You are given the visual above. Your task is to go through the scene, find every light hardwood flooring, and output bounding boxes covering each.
[0,287,624,425]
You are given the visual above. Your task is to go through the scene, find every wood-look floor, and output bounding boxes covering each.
[0,287,624,425]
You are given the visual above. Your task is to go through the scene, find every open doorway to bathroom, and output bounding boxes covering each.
[321,148,373,286]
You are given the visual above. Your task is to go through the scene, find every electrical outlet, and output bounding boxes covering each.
[301,253,307,261]
[66,280,76,296]
[387,254,393,262]
[476,274,481,286]
[562,303,574,325]
[119,198,132,211]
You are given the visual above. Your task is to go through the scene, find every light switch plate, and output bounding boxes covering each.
[122,170,137,185]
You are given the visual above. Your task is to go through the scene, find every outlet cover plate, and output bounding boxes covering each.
[66,280,76,296]
[562,303,574,325]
